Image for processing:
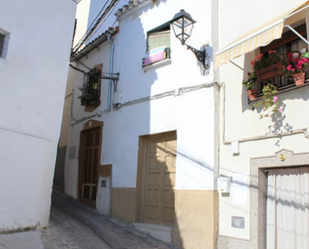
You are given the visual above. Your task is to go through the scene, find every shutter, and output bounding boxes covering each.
[148,30,170,51]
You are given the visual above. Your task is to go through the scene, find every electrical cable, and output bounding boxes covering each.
[69,64,119,80]
[76,60,117,75]
[70,82,219,126]
[85,0,121,42]
[73,0,119,53]
[73,0,110,50]
[111,19,117,28]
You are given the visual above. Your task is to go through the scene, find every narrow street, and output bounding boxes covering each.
[41,190,177,249]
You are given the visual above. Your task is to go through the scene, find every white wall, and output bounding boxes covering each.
[65,0,219,199]
[0,0,76,231]
[218,0,309,241]
[74,0,91,47]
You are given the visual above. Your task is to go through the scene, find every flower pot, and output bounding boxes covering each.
[293,72,305,86]
[256,62,284,81]
[247,89,258,100]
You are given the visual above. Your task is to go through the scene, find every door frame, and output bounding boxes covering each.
[135,130,177,223]
[78,120,104,207]
[250,149,309,248]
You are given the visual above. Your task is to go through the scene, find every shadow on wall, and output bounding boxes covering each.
[111,1,183,248]
[126,2,218,248]
[241,52,309,140]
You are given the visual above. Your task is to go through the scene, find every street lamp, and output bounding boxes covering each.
[170,9,208,70]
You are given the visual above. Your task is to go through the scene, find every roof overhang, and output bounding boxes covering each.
[215,1,309,67]
[71,27,119,62]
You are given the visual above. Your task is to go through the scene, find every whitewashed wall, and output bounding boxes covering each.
[65,0,219,199]
[218,0,309,241]
[0,0,76,231]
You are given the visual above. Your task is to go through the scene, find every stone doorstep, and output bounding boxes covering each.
[133,223,172,245]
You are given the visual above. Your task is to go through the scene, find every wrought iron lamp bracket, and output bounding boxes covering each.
[185,44,209,70]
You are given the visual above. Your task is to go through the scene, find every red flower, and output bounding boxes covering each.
[287,52,293,60]
[250,60,256,66]
[256,54,263,60]
[268,50,277,54]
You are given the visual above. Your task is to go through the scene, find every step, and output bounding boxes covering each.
[133,223,172,244]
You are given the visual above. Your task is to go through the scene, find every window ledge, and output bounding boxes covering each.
[142,58,171,72]
[251,80,309,102]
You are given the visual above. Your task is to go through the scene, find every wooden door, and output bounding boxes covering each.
[144,133,177,226]
[79,127,100,207]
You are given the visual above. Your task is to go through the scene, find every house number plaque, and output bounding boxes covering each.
[280,154,286,161]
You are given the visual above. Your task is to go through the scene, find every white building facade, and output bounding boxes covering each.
[0,0,76,232]
[64,0,219,248]
[217,0,309,248]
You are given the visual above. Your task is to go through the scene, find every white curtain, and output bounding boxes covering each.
[267,167,309,249]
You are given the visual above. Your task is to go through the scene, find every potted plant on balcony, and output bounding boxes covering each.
[282,52,309,86]
[242,72,258,100]
[251,50,286,81]
[78,82,99,107]
[254,83,282,119]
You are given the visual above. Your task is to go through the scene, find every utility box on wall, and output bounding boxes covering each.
[96,176,111,216]
[217,175,232,194]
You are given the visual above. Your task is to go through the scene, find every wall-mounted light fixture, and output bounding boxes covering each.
[170,9,209,70]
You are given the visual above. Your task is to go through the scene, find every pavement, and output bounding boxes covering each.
[0,231,44,249]
[0,190,178,249]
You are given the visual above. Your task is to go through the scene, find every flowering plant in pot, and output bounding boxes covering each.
[251,50,286,81]
[282,52,308,86]
[254,84,283,119]
[242,72,258,100]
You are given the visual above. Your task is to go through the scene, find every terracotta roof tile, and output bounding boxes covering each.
[71,26,119,61]
[115,0,153,18]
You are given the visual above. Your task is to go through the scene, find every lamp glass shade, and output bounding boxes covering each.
[170,10,195,45]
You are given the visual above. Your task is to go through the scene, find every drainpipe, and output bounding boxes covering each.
[106,32,114,111]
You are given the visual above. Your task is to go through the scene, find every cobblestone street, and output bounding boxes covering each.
[40,190,178,249]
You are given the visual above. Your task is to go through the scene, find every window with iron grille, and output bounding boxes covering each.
[78,68,101,107]
[253,24,309,95]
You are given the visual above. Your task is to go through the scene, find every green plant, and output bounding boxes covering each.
[242,72,257,90]
[78,82,99,107]
[251,50,286,71]
[254,84,282,119]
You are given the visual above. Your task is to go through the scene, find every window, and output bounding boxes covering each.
[142,23,171,68]
[254,24,308,94]
[147,29,170,51]
[79,67,101,108]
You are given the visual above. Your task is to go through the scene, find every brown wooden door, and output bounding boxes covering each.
[144,133,176,226]
[79,127,100,207]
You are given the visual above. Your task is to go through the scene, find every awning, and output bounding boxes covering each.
[215,1,309,67]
